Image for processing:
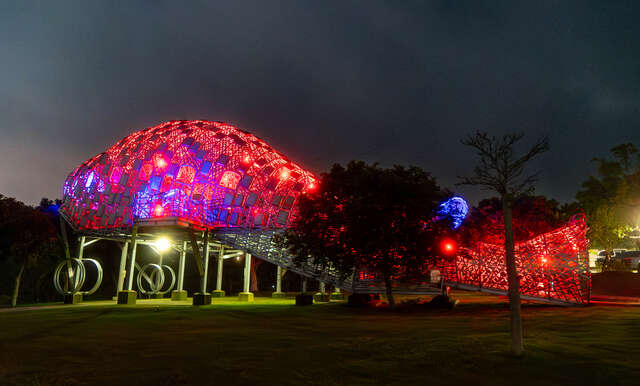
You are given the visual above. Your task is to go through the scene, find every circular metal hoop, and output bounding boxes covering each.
[158,265,176,295]
[53,258,103,296]
[137,264,177,295]
[81,258,103,295]
[137,264,164,295]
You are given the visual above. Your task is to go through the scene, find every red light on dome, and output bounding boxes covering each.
[243,155,251,164]
[153,204,164,217]
[307,182,316,190]
[220,171,241,189]
[177,165,196,184]
[280,168,290,179]
[155,156,167,169]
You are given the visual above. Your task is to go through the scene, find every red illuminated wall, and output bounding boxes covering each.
[60,120,316,230]
[444,214,590,303]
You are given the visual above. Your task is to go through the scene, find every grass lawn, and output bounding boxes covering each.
[0,292,638,386]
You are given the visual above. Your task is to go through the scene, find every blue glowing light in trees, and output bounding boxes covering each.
[438,196,469,229]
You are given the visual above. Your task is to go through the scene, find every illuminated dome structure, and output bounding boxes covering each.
[60,120,316,231]
[56,120,334,306]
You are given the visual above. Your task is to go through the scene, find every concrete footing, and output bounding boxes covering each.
[211,290,225,297]
[171,290,188,301]
[313,292,330,302]
[238,292,254,302]
[193,293,212,305]
[151,293,165,299]
[271,292,286,298]
[64,293,83,304]
[296,294,313,306]
[117,290,137,305]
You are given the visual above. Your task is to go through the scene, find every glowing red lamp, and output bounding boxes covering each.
[441,239,457,255]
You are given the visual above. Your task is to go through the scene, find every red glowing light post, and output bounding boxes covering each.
[440,239,457,255]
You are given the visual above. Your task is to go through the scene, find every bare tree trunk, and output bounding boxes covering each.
[35,270,49,302]
[11,260,26,307]
[384,275,395,308]
[503,199,523,355]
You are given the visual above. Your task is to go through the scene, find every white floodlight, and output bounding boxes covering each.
[156,237,171,252]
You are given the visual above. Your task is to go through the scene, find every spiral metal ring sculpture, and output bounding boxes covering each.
[136,263,176,295]
[54,258,103,296]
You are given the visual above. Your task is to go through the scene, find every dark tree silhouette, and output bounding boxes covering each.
[0,195,58,307]
[278,161,446,308]
[458,132,549,356]
[576,143,640,261]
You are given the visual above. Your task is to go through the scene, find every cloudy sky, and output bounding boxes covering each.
[1,0,639,205]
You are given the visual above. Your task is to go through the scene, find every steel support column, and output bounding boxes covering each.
[126,240,138,291]
[77,236,86,259]
[276,266,282,293]
[201,232,210,293]
[177,241,187,291]
[118,226,138,305]
[243,253,251,293]
[116,241,129,293]
[216,246,224,291]
[239,253,254,301]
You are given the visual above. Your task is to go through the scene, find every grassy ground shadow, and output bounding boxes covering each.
[0,292,638,385]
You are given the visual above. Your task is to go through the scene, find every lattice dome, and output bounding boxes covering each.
[60,120,317,231]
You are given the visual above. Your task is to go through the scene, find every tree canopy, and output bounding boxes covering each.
[576,143,640,251]
[0,195,59,306]
[279,161,449,307]
[461,195,581,246]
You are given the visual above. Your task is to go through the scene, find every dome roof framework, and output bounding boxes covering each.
[60,120,316,233]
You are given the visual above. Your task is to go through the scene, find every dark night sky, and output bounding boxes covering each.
[1,1,639,205]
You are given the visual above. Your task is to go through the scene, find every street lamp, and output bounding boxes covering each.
[154,237,171,295]
[156,237,171,252]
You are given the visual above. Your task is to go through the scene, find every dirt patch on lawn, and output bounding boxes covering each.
[591,271,640,297]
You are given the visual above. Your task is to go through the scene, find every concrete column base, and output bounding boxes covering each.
[211,290,225,297]
[117,290,137,305]
[271,292,286,298]
[151,293,165,299]
[313,292,330,302]
[238,292,254,302]
[193,293,212,306]
[64,293,83,304]
[330,292,346,300]
[171,290,188,301]
[295,294,313,306]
